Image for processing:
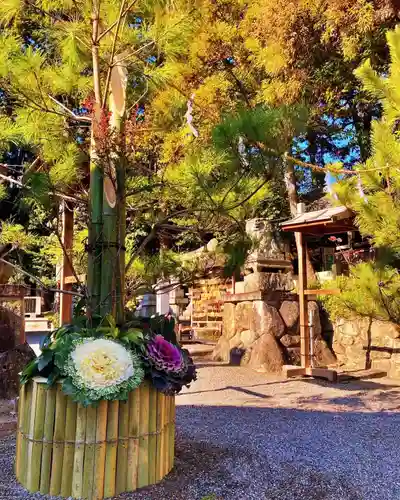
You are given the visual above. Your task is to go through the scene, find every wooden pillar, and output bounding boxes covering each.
[298,231,311,369]
[59,202,74,326]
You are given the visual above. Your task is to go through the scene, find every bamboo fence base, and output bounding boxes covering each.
[15,377,175,499]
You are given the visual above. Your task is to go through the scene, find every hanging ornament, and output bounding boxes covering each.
[185,94,199,138]
[357,173,368,202]
[325,171,338,200]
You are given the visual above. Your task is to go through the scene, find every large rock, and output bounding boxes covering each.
[313,338,337,367]
[0,343,36,399]
[248,333,284,373]
[211,336,230,362]
[0,323,16,353]
[308,301,322,337]
[252,301,285,338]
[280,334,300,348]
[222,302,236,340]
[240,330,258,348]
[286,347,301,365]
[371,321,400,342]
[235,301,253,333]
[279,301,299,333]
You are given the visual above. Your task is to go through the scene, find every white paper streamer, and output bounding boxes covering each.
[185,94,199,138]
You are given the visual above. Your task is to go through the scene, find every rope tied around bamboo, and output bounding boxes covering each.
[18,418,175,445]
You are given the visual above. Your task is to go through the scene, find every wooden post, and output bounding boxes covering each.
[298,231,311,369]
[59,202,74,326]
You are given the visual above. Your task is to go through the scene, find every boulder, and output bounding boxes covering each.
[0,343,36,399]
[279,301,299,333]
[235,301,253,333]
[240,348,252,366]
[222,302,236,340]
[0,323,16,353]
[280,334,300,348]
[248,333,284,373]
[371,321,400,341]
[308,301,322,337]
[286,347,301,366]
[211,336,230,362]
[229,332,243,349]
[252,301,285,338]
[240,330,258,348]
[313,338,337,367]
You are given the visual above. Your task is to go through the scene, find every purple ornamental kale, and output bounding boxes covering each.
[146,335,186,374]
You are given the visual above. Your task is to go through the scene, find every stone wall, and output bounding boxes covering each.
[212,293,336,373]
[333,318,400,378]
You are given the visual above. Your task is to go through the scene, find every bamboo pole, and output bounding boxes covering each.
[148,385,158,485]
[82,405,97,499]
[126,386,140,491]
[39,387,56,494]
[168,396,175,473]
[49,384,67,496]
[61,398,78,497]
[27,381,46,492]
[19,382,33,485]
[71,404,87,498]
[156,391,165,482]
[15,383,26,480]
[93,400,108,500]
[116,400,129,494]
[138,382,150,487]
[163,394,170,478]
[104,399,119,497]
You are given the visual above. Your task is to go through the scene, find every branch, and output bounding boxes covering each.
[97,0,138,42]
[225,178,271,211]
[0,258,84,297]
[47,95,92,123]
[101,0,128,108]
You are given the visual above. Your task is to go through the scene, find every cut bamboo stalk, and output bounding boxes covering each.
[19,381,33,485]
[27,380,46,492]
[25,379,38,490]
[155,391,164,482]
[126,386,140,491]
[39,386,56,494]
[60,398,78,497]
[160,393,167,480]
[82,405,97,499]
[71,404,87,499]
[116,400,129,494]
[138,382,150,487]
[15,383,26,480]
[148,385,158,485]
[49,383,67,496]
[93,400,108,500]
[169,396,175,473]
[104,399,119,498]
[163,395,170,476]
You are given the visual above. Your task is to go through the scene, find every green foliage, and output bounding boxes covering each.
[320,263,400,326]
[333,27,400,254]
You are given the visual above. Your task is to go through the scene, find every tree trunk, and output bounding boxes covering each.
[284,156,316,282]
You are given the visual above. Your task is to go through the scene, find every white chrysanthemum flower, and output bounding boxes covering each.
[71,338,134,389]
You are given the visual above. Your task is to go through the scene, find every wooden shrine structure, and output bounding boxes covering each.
[281,204,356,382]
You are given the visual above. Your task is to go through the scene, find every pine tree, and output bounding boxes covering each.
[322,26,400,326]
[0,0,197,320]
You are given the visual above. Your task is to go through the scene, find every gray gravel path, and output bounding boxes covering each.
[1,364,400,500]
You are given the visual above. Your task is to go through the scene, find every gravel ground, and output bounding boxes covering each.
[1,364,400,500]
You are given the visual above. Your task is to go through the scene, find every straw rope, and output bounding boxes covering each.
[17,418,174,445]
